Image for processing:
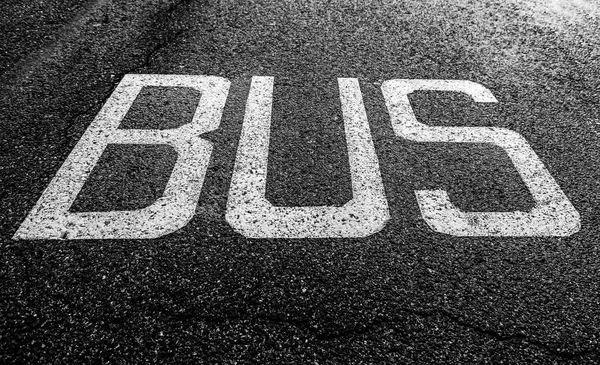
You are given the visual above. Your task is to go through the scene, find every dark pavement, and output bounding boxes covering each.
[1,0,600,363]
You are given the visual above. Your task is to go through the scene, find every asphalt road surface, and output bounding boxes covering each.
[1,0,600,363]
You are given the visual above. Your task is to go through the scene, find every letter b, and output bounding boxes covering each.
[13,74,230,240]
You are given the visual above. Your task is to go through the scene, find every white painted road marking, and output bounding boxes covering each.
[14,74,581,240]
[13,74,230,239]
[225,77,390,238]
[381,79,580,236]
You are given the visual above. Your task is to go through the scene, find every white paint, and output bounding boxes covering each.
[226,77,389,238]
[13,74,230,240]
[381,79,580,236]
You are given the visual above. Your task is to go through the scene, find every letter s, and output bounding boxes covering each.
[381,79,580,237]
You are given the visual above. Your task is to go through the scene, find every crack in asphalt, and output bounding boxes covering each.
[396,307,599,360]
[125,0,196,75]
[55,0,197,154]
[169,306,598,360]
